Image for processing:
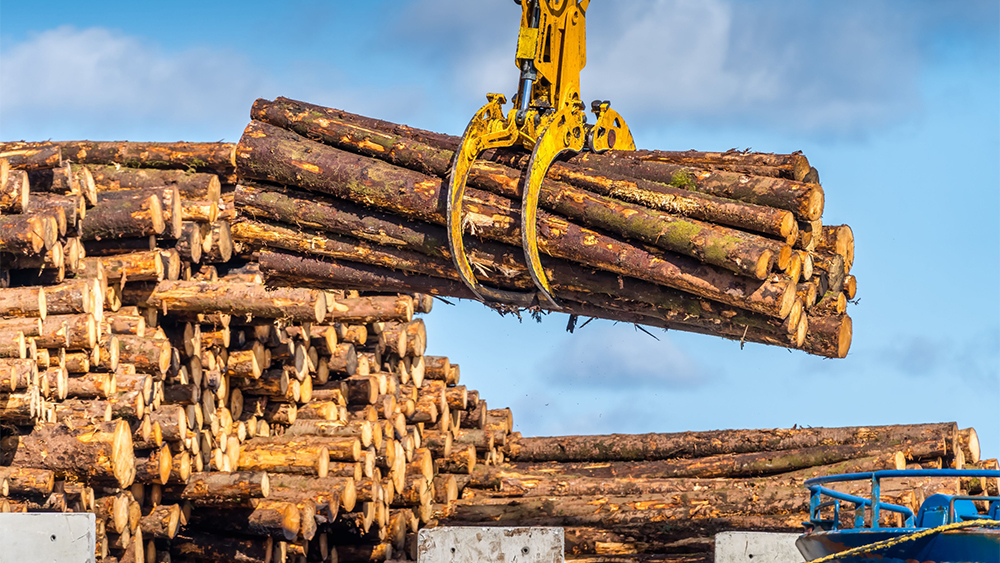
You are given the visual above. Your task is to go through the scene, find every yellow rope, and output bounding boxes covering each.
[805,519,1000,563]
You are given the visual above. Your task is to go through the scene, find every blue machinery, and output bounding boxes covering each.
[796,469,1000,562]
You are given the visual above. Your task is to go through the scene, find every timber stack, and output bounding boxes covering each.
[445,424,994,562]
[234,97,855,358]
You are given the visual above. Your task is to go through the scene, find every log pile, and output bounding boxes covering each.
[233,97,856,358]
[442,424,994,562]
[0,140,524,561]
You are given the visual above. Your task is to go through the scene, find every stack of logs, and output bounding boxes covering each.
[233,97,856,358]
[444,424,996,563]
[0,138,526,562]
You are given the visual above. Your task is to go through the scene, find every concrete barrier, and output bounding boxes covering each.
[0,512,96,563]
[715,531,804,563]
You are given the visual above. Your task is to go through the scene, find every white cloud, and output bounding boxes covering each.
[0,26,267,139]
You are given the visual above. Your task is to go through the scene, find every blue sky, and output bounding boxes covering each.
[2,1,997,460]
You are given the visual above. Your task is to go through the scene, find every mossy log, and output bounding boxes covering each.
[258,252,834,356]
[235,183,799,327]
[624,149,811,181]
[572,151,824,222]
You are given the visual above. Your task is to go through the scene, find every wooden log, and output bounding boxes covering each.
[237,443,329,477]
[236,183,797,344]
[0,143,61,171]
[958,428,980,464]
[174,222,203,263]
[504,440,941,481]
[26,162,96,204]
[0,168,29,214]
[440,494,809,532]
[86,164,222,200]
[236,122,796,319]
[115,335,172,376]
[624,149,811,181]
[34,314,97,349]
[201,221,233,263]
[0,466,55,495]
[0,213,46,254]
[98,250,165,282]
[267,474,357,515]
[189,500,300,541]
[170,532,272,563]
[134,444,173,486]
[243,434,362,463]
[122,280,326,322]
[139,503,180,539]
[802,313,852,359]
[506,423,957,462]
[45,279,99,315]
[80,193,164,240]
[10,420,135,487]
[0,358,37,390]
[49,141,236,175]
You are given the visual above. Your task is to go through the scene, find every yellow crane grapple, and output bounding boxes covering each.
[447,0,634,309]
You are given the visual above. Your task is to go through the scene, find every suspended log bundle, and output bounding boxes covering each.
[234,97,857,358]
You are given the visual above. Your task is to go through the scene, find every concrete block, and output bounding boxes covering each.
[0,512,96,563]
[715,531,804,563]
[418,526,563,563]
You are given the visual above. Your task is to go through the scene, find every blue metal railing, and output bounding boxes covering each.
[804,469,1000,530]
